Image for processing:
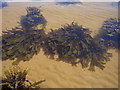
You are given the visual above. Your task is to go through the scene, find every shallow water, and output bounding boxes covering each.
[2,2,118,88]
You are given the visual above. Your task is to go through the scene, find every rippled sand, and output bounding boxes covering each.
[2,2,118,88]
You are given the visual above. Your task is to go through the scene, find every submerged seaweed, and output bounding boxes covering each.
[1,66,45,89]
[20,7,47,30]
[43,22,111,71]
[2,7,112,71]
[2,7,46,61]
[95,18,119,49]
[2,28,45,61]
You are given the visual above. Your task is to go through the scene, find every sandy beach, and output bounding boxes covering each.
[2,2,118,88]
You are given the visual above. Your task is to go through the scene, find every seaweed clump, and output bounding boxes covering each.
[96,18,119,49]
[2,7,47,61]
[20,7,47,30]
[2,28,45,61]
[1,66,45,89]
[43,22,111,71]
